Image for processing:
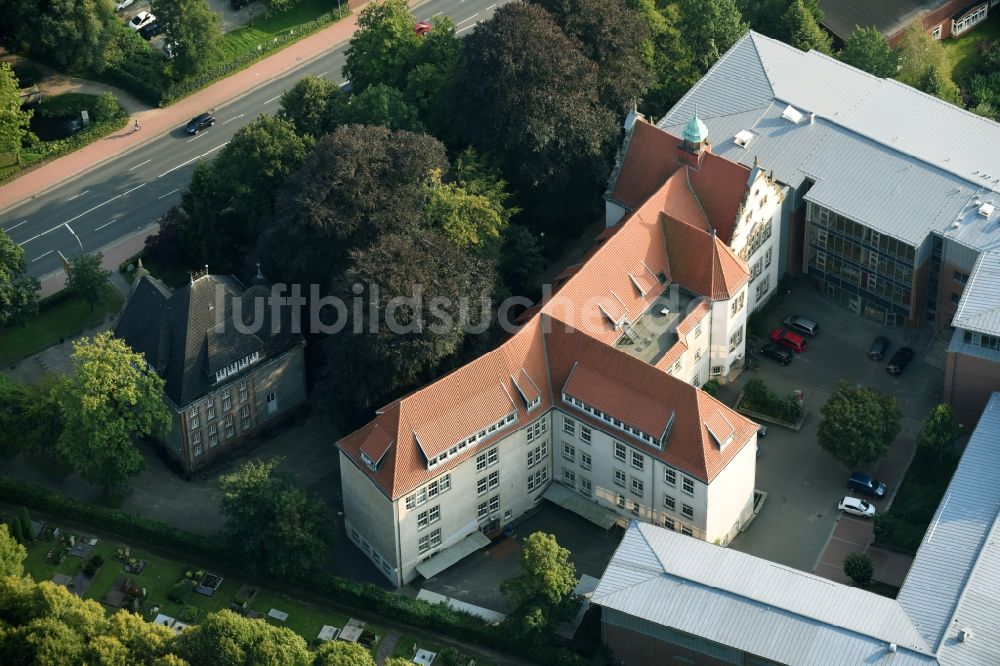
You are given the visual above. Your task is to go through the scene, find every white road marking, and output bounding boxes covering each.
[456,13,479,26]
[128,159,152,171]
[158,188,180,200]
[432,11,442,16]
[456,22,479,34]
[20,194,123,245]
[64,223,84,250]
[318,71,329,77]
[3,220,28,232]
[123,184,146,196]
[95,220,115,231]
[486,3,495,9]
[158,142,230,178]
[264,94,281,104]
[222,113,245,125]
[186,132,207,143]
[67,190,89,201]
[31,250,54,262]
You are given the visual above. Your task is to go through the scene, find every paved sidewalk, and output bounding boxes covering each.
[2,55,149,114]
[0,7,365,215]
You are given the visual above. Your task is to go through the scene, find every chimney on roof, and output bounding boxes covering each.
[809,111,815,124]
[959,629,972,642]
[888,644,897,653]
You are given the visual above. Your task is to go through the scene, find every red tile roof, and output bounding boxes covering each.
[662,213,749,300]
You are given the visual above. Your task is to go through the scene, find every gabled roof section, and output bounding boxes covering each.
[594,522,935,665]
[952,251,1000,336]
[897,392,1000,661]
[661,213,749,301]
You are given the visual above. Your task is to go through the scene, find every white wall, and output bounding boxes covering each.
[730,171,785,313]
[606,200,628,228]
[340,451,400,585]
[705,435,757,545]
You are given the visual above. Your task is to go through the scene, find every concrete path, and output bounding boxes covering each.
[375,630,402,665]
[3,55,149,114]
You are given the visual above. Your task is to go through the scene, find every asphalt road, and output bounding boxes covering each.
[0,0,503,280]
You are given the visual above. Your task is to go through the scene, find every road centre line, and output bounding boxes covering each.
[67,190,89,201]
[94,220,115,231]
[123,184,146,196]
[158,188,180,200]
[186,132,207,143]
[456,13,479,26]
[129,159,152,171]
[3,220,28,232]
[222,113,246,125]
[264,94,281,104]
[30,250,54,262]
[158,142,230,178]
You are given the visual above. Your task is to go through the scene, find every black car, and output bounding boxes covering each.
[185,112,215,135]
[869,336,891,361]
[886,346,914,375]
[139,21,163,40]
[848,472,887,499]
[760,342,793,365]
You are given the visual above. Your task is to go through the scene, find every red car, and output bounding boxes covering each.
[770,328,808,353]
[414,20,432,36]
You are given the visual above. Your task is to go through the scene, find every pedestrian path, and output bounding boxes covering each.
[375,630,402,665]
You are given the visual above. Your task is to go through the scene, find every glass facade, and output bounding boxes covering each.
[806,202,916,326]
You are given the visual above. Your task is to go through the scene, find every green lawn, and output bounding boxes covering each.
[944,12,1000,84]
[876,446,961,554]
[220,0,348,61]
[20,528,378,651]
[0,286,123,367]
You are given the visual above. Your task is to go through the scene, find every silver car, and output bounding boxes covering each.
[784,314,819,337]
[838,496,876,519]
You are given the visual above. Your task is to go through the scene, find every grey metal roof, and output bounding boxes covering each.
[658,31,1000,248]
[817,0,950,39]
[951,252,1000,336]
[897,392,1000,664]
[593,522,936,665]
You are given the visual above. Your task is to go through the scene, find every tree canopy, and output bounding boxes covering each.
[344,0,422,93]
[172,609,311,666]
[219,457,334,577]
[313,641,376,666]
[674,0,748,72]
[279,75,342,138]
[54,332,172,490]
[66,252,111,311]
[841,26,898,77]
[817,381,901,467]
[916,403,963,462]
[632,0,699,114]
[0,523,26,578]
[0,63,34,165]
[152,0,224,78]
[782,0,832,54]
[896,21,954,101]
[0,228,40,328]
[503,532,577,608]
[843,552,874,586]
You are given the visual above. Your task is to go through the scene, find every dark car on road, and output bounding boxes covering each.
[139,21,163,40]
[783,314,819,337]
[185,112,215,135]
[869,336,890,361]
[848,472,887,499]
[887,346,914,375]
[760,342,793,365]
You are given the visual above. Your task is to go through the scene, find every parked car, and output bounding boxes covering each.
[770,328,807,353]
[760,342,793,365]
[838,496,876,519]
[848,472,887,499]
[886,346,915,375]
[414,20,432,35]
[869,336,890,361]
[128,11,156,30]
[139,22,163,40]
[783,314,819,337]
[185,112,215,135]
[115,0,136,11]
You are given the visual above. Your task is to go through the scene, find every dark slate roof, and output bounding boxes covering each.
[114,274,304,407]
[818,0,950,39]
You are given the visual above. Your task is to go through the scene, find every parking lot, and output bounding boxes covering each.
[726,278,945,576]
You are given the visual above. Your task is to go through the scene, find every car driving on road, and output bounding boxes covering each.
[838,496,876,519]
[185,113,216,135]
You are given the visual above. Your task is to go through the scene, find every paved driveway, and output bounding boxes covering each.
[726,278,943,576]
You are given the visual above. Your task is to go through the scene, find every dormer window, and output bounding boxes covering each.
[214,351,262,384]
[360,451,379,472]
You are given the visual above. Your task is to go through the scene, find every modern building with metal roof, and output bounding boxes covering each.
[817,0,995,44]
[592,392,1000,665]
[658,31,1000,329]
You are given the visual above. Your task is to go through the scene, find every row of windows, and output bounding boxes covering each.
[526,418,547,442]
[564,443,594,468]
[663,494,695,520]
[810,250,913,311]
[476,447,499,471]
[527,467,548,492]
[188,382,249,430]
[214,351,261,384]
[613,440,646,471]
[405,474,452,510]
[811,230,915,288]
[418,528,442,554]
[730,291,745,317]
[809,203,916,263]
[561,397,661,447]
[477,495,501,519]
[350,529,393,578]
[416,504,441,530]
[963,330,1000,351]
[476,470,500,496]
[191,413,240,458]
[748,248,773,284]
[664,467,696,495]
[662,517,694,537]
[528,442,548,468]
[740,218,773,262]
[429,412,516,469]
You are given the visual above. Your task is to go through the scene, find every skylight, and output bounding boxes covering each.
[733,130,754,147]
[781,105,804,124]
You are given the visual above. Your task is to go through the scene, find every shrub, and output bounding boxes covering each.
[169,579,196,604]
[18,507,33,542]
[89,554,104,568]
[741,379,803,423]
[702,380,721,397]
[843,552,874,586]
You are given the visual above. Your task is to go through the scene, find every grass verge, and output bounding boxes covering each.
[0,286,123,367]
[945,12,1000,84]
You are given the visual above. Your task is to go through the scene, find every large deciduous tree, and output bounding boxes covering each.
[0,523,26,578]
[181,115,313,273]
[632,0,700,113]
[674,0,748,72]
[0,63,34,166]
[173,609,311,666]
[917,403,963,462]
[219,458,334,577]
[39,0,118,72]
[323,229,496,410]
[314,641,376,666]
[841,26,899,77]
[896,21,952,90]
[344,0,422,92]
[153,0,224,78]
[817,381,901,468]
[501,532,577,634]
[279,75,341,138]
[263,124,447,286]
[66,252,111,312]
[782,0,832,54]
[450,3,616,192]
[0,376,63,459]
[54,332,172,491]
[531,0,651,112]
[0,228,40,328]
[335,83,424,132]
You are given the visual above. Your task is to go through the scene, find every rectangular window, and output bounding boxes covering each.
[617,494,626,508]
[682,477,695,495]
[488,447,499,466]
[664,468,676,486]
[563,416,576,435]
[631,450,644,471]
[477,477,488,496]
[614,442,626,461]
[419,535,430,553]
[417,510,429,529]
[580,426,591,443]
[729,326,744,352]
[730,291,745,316]
[222,389,232,412]
[580,452,592,470]
[206,401,215,420]
[664,495,675,511]
[694,323,702,337]
[682,504,694,519]
[528,469,547,492]
[764,247,772,268]
[614,469,626,487]
[406,495,416,510]
[631,477,644,497]
[580,478,591,497]
[563,443,575,462]
[631,501,640,515]
[663,517,675,531]
[416,488,427,505]
[429,505,440,524]
[240,405,249,418]
[477,500,489,519]
[476,452,488,471]
[242,418,251,431]
[681,526,693,536]
[440,475,451,493]
[225,415,234,438]
[488,495,500,513]
[526,419,546,441]
[430,529,442,548]
[563,469,575,485]
[239,381,248,403]
[192,441,203,457]
[191,431,201,446]
[427,480,439,499]
[209,434,218,448]
[189,408,200,430]
[488,470,499,490]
